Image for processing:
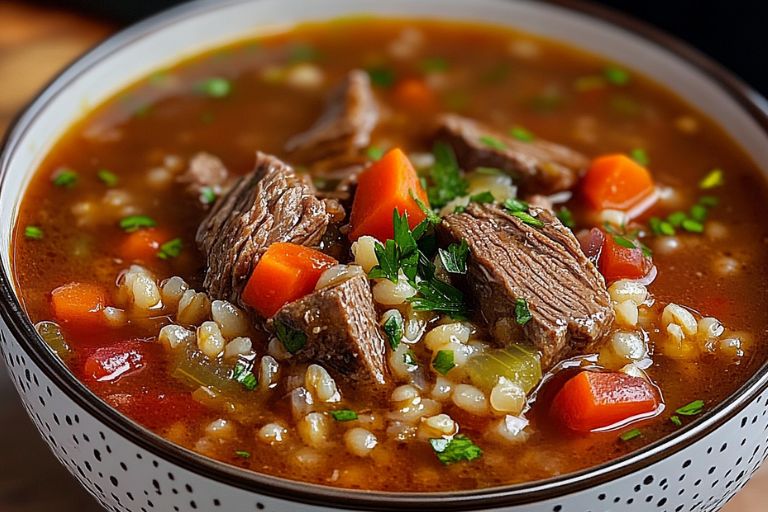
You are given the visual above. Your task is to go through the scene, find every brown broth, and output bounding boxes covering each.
[11,18,768,491]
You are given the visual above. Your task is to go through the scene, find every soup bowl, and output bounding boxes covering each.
[1,0,767,510]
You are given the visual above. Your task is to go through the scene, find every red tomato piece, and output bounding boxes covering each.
[84,340,158,382]
[598,232,652,282]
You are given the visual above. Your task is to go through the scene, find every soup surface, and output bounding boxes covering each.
[12,18,768,491]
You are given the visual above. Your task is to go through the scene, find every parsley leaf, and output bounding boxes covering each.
[427,142,468,208]
[408,278,466,316]
[681,219,704,233]
[556,207,575,229]
[234,450,251,459]
[670,415,683,427]
[411,195,442,240]
[479,134,506,150]
[274,320,307,354]
[612,235,637,249]
[24,226,43,240]
[382,311,404,350]
[432,350,456,375]
[603,65,631,86]
[366,67,395,88]
[469,191,495,204]
[649,217,675,236]
[403,349,418,367]
[675,400,705,416]
[197,77,232,98]
[699,169,724,189]
[330,409,358,422]
[515,298,532,325]
[619,428,642,441]
[438,240,469,274]
[200,186,217,204]
[231,362,258,391]
[509,126,535,142]
[630,148,649,166]
[368,210,419,283]
[366,146,385,161]
[511,210,544,228]
[97,169,118,187]
[157,238,183,260]
[52,168,78,188]
[368,240,400,282]
[429,435,482,465]
[503,198,529,213]
[119,215,156,232]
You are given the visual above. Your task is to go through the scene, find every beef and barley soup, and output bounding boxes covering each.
[12,18,768,491]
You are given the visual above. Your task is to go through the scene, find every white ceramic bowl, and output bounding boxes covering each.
[1,1,767,511]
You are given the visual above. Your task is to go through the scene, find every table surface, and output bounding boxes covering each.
[0,1,765,510]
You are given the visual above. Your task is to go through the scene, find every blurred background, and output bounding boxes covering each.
[0,1,764,510]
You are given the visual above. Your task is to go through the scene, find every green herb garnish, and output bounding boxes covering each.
[24,225,43,240]
[97,169,118,187]
[382,311,404,350]
[409,278,466,316]
[670,415,683,427]
[119,215,156,232]
[699,195,719,207]
[509,126,535,142]
[667,211,687,227]
[234,450,251,459]
[403,349,418,367]
[689,204,708,222]
[514,298,532,325]
[603,66,631,86]
[612,235,637,249]
[430,435,482,465]
[556,207,575,229]
[681,219,704,233]
[288,43,317,63]
[197,77,231,98]
[619,428,642,441]
[200,186,217,205]
[427,142,468,208]
[649,217,676,236]
[511,210,544,228]
[469,191,495,204]
[157,238,183,260]
[438,240,469,275]
[432,350,456,375]
[366,67,395,88]
[274,320,307,354]
[366,146,385,161]
[630,148,649,166]
[330,409,358,422]
[503,198,529,213]
[368,210,419,283]
[231,362,258,391]
[52,169,78,188]
[479,134,506,150]
[675,400,705,416]
[699,169,724,189]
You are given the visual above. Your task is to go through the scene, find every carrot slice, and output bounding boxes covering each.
[348,148,429,241]
[598,233,652,282]
[241,242,337,317]
[119,227,170,262]
[550,371,659,432]
[582,154,656,213]
[51,282,108,329]
[393,78,436,110]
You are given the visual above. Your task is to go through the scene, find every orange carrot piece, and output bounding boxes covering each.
[119,228,170,262]
[550,371,659,432]
[393,78,436,110]
[241,242,337,317]
[582,154,656,212]
[51,282,108,329]
[348,148,429,241]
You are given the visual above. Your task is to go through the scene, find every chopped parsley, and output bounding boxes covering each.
[409,278,466,316]
[699,195,719,207]
[432,350,456,375]
[24,225,43,240]
[681,219,704,233]
[468,191,495,204]
[157,238,183,260]
[330,409,358,422]
[366,145,385,161]
[556,207,575,229]
[368,210,419,283]
[382,311,404,350]
[670,415,683,427]
[438,240,469,275]
[429,435,482,465]
[699,169,724,189]
[197,77,232,98]
[427,142,468,208]
[119,215,156,232]
[509,126,535,142]
[511,210,544,228]
[403,349,418,367]
[274,320,307,354]
[503,198,529,213]
[603,65,631,86]
[52,168,78,188]
[649,217,676,236]
[231,362,258,391]
[630,148,649,166]
[479,134,506,150]
[234,450,251,459]
[366,67,396,88]
[421,57,448,74]
[97,169,118,187]
[675,399,705,416]
[514,298,532,325]
[200,186,217,205]
[611,234,637,249]
[619,428,642,442]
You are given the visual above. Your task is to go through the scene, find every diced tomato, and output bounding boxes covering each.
[119,227,170,262]
[106,391,206,430]
[550,371,660,432]
[241,242,337,317]
[84,340,160,382]
[348,148,429,241]
[598,232,652,282]
[51,282,108,330]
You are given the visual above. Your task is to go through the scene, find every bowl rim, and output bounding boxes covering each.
[1,0,768,509]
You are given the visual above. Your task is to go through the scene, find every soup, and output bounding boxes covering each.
[12,18,768,492]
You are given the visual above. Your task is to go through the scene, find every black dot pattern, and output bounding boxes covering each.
[2,325,768,511]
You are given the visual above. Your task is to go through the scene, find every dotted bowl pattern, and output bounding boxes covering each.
[2,322,767,512]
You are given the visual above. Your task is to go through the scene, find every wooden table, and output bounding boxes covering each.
[0,1,764,510]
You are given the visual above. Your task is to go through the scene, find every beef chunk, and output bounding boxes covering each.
[434,114,589,194]
[285,70,378,162]
[272,274,389,386]
[439,203,613,368]
[196,152,330,308]
[178,152,230,201]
